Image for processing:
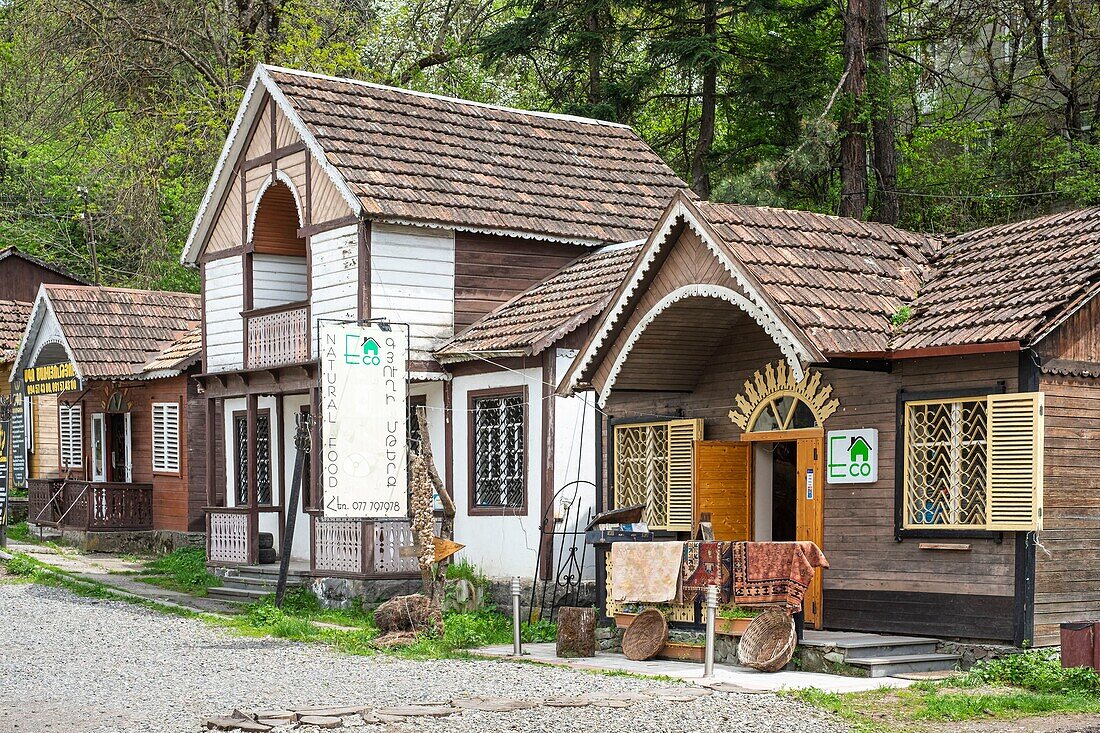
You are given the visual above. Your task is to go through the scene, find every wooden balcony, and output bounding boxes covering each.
[311,516,420,578]
[27,478,153,532]
[245,301,309,369]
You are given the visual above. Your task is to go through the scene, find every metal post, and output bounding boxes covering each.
[512,576,523,656]
[704,585,718,677]
[0,395,13,551]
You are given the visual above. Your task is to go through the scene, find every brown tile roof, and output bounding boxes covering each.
[142,327,202,374]
[0,299,32,362]
[893,206,1100,350]
[695,202,934,354]
[43,286,201,379]
[266,66,688,244]
[436,243,641,359]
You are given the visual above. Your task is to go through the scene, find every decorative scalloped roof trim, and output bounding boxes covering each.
[567,199,816,397]
[246,170,306,244]
[181,66,363,265]
[597,284,805,407]
[11,291,83,383]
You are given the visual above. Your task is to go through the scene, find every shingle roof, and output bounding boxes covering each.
[43,286,201,379]
[436,243,641,359]
[0,299,32,362]
[893,206,1100,350]
[265,67,688,244]
[695,202,934,354]
[0,247,87,285]
[142,327,202,374]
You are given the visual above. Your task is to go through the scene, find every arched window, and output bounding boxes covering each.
[747,394,819,432]
[251,180,305,257]
[728,361,839,432]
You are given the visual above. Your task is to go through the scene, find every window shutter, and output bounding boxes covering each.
[665,418,703,532]
[152,403,180,472]
[985,392,1044,531]
[60,405,82,469]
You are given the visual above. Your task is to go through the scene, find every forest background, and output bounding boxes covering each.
[1,0,1096,288]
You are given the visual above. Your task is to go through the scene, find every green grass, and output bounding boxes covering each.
[4,521,32,543]
[794,650,1100,731]
[135,547,222,596]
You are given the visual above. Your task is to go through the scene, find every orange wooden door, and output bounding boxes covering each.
[796,436,825,628]
[694,440,751,541]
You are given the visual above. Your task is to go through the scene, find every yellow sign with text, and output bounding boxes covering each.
[23,362,80,396]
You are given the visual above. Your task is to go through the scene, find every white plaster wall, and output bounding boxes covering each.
[754,443,774,541]
[370,223,455,356]
[309,224,358,355]
[253,254,307,308]
[452,368,543,579]
[551,348,598,581]
[409,381,447,482]
[282,393,312,561]
[204,257,245,372]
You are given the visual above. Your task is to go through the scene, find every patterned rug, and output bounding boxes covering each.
[680,541,733,605]
[732,541,829,611]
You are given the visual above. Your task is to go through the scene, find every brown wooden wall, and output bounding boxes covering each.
[0,256,83,303]
[453,232,586,331]
[71,375,205,533]
[30,393,59,478]
[1036,297,1100,364]
[1035,373,1100,646]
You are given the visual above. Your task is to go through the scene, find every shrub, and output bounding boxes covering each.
[967,649,1100,695]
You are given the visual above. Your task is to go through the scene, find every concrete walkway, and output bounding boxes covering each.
[473,643,913,693]
[5,541,241,615]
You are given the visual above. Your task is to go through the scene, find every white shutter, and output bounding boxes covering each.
[152,402,180,473]
[59,405,82,469]
[985,392,1044,531]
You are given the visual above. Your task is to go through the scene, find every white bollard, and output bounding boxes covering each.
[704,585,718,677]
[512,576,523,656]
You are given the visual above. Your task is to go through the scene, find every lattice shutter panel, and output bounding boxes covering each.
[985,392,1044,531]
[666,418,703,532]
[152,403,180,472]
[60,404,82,469]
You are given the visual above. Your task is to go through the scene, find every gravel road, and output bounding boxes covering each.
[0,581,846,733]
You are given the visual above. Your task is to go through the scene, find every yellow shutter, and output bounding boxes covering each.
[666,418,703,531]
[985,392,1044,531]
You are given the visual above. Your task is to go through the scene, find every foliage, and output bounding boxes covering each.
[966,649,1100,695]
[890,305,912,329]
[136,547,222,596]
[717,604,758,619]
[5,521,32,543]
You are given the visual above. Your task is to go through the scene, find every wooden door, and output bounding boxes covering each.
[796,436,825,628]
[694,440,751,541]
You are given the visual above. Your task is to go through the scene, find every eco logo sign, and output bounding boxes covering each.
[826,429,878,484]
[346,335,381,366]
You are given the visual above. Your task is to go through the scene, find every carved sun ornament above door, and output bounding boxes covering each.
[728,361,840,432]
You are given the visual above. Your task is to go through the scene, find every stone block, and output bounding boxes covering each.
[297,715,343,729]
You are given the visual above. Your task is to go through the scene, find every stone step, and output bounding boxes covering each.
[221,574,307,591]
[207,586,273,604]
[845,653,961,678]
[800,632,942,659]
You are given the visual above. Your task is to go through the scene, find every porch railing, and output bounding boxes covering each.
[27,479,152,532]
[245,301,309,369]
[311,516,420,578]
[207,508,252,565]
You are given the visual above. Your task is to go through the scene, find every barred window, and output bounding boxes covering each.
[234,411,272,506]
[470,391,525,509]
[904,397,988,528]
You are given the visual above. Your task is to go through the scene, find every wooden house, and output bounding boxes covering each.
[0,248,88,492]
[15,285,205,545]
[561,193,1100,647]
[180,65,685,585]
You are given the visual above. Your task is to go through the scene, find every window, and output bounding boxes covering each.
[613,418,702,531]
[902,392,1045,531]
[59,404,82,469]
[152,402,181,473]
[234,410,272,506]
[469,389,525,510]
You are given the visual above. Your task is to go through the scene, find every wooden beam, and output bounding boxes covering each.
[297,215,358,240]
[242,142,308,172]
[358,219,371,322]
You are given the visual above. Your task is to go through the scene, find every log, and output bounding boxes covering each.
[556,607,598,658]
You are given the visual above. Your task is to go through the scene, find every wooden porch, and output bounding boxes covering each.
[206,510,420,579]
[27,478,154,532]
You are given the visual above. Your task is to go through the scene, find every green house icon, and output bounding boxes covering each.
[363,338,379,357]
[849,435,872,463]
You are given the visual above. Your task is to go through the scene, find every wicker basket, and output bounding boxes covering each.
[622,608,668,661]
[736,610,797,672]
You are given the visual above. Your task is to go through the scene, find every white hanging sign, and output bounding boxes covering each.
[826,428,879,484]
[320,322,408,518]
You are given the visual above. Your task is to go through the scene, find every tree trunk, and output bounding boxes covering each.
[839,0,869,219]
[868,0,898,225]
[586,6,602,107]
[690,0,718,199]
